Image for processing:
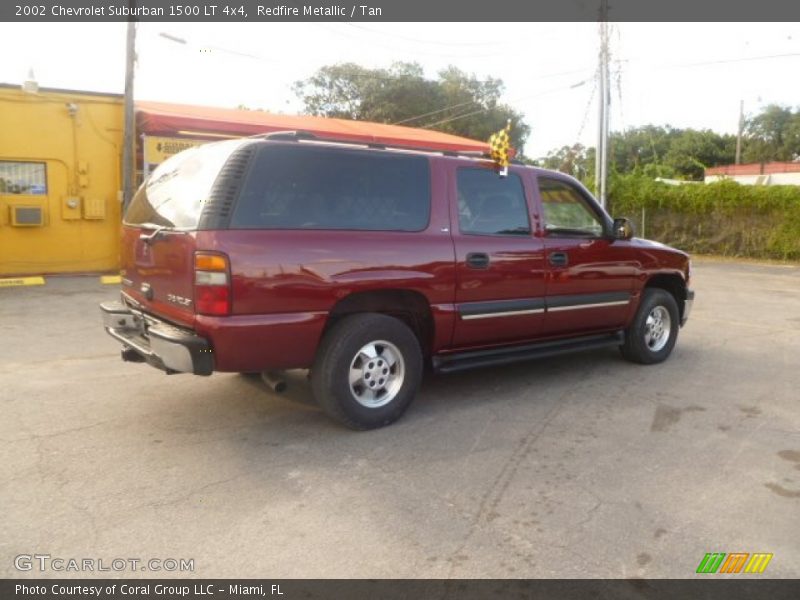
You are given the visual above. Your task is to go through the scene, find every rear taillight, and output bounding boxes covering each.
[194,252,231,316]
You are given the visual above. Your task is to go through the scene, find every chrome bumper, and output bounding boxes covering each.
[681,289,695,326]
[100,300,213,375]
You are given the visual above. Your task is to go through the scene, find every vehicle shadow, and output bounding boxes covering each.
[227,346,630,430]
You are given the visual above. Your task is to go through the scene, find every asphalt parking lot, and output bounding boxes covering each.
[1,260,798,578]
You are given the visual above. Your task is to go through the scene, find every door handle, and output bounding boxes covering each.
[548,251,569,267]
[466,252,490,269]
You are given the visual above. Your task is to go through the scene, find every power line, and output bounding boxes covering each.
[614,60,625,133]
[624,51,800,72]
[315,23,515,60]
[391,66,594,126]
[345,23,515,48]
[575,71,598,143]
[419,79,590,130]
[391,99,478,126]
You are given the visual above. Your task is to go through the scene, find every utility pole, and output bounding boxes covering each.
[122,16,136,211]
[595,1,610,208]
[735,99,744,165]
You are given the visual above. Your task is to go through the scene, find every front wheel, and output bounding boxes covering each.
[621,288,680,365]
[311,313,423,430]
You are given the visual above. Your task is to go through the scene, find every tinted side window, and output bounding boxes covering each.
[456,169,530,236]
[538,178,604,237]
[231,145,430,231]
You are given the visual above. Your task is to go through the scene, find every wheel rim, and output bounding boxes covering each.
[348,340,406,408]
[644,305,671,352]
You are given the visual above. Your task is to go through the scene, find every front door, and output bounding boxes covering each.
[450,165,547,348]
[533,175,638,337]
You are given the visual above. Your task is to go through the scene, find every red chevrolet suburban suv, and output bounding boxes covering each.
[101,132,694,429]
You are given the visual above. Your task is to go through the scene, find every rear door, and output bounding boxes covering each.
[450,164,547,348]
[121,139,247,326]
[533,175,637,336]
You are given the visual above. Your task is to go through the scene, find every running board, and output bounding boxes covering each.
[432,331,625,374]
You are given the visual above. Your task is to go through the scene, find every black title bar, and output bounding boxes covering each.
[4,579,800,600]
[3,0,800,22]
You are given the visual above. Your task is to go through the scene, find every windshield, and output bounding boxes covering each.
[124,139,248,229]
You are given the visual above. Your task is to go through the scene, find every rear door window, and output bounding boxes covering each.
[231,145,430,231]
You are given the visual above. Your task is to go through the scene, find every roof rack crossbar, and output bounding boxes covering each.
[250,130,490,159]
[251,130,319,141]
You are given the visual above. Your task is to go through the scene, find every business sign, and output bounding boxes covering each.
[143,136,205,166]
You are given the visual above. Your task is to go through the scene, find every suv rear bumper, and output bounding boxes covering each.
[681,289,695,326]
[100,300,213,375]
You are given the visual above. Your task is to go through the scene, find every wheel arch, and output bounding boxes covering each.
[324,289,434,356]
[644,273,687,320]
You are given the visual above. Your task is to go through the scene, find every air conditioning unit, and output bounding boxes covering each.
[10,205,44,227]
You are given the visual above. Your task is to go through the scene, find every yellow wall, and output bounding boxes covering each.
[0,85,123,275]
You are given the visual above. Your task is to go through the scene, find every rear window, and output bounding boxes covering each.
[125,139,248,229]
[231,144,431,231]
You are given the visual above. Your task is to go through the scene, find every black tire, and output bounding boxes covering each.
[621,288,680,365]
[311,313,423,430]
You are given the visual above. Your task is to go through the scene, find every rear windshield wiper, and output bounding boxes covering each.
[138,223,171,243]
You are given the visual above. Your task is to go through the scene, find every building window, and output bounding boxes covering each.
[0,161,47,195]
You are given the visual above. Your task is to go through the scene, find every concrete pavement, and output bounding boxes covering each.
[1,260,798,578]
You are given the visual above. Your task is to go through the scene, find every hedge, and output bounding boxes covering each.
[607,175,800,261]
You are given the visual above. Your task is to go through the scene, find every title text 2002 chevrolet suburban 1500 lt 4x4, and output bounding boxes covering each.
[101,133,694,429]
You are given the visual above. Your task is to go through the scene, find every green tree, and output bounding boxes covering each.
[540,104,799,182]
[294,62,530,153]
[743,104,800,163]
[541,144,591,179]
[599,125,734,180]
[663,129,736,180]
[609,125,678,174]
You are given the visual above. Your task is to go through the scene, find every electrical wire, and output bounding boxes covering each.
[391,67,594,126]
[614,61,625,133]
[624,51,800,72]
[575,71,598,142]
[314,23,515,60]
[419,79,591,130]
[345,23,516,48]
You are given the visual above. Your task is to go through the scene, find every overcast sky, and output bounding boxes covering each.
[1,22,798,157]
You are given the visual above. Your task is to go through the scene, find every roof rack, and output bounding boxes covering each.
[250,130,491,160]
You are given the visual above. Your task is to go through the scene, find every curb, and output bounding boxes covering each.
[0,276,46,287]
[0,275,122,286]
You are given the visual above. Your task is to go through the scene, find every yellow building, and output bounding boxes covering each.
[1,87,487,277]
[0,84,123,275]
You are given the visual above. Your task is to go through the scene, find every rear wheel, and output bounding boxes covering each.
[311,314,423,430]
[621,288,680,364]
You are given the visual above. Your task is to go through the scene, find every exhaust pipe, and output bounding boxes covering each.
[261,371,287,394]
[121,347,145,363]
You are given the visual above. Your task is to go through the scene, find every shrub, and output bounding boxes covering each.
[607,175,800,260]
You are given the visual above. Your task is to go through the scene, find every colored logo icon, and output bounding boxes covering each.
[696,552,773,574]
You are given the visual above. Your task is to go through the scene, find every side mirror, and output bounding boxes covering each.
[612,217,635,241]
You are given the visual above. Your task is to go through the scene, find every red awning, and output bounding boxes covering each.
[136,100,490,153]
[706,162,800,176]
